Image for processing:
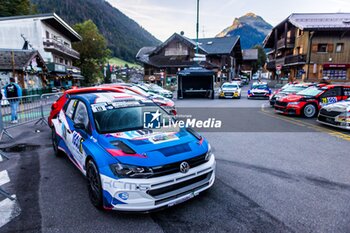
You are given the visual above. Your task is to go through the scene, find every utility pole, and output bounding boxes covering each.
[196,0,199,54]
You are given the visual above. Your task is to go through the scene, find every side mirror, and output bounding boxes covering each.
[74,123,86,130]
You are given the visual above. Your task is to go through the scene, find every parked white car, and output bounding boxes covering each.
[317,97,350,130]
[219,82,241,99]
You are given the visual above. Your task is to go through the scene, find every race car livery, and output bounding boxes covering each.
[51,92,215,212]
[219,82,241,99]
[247,82,271,99]
[274,85,350,118]
[269,83,314,106]
[317,97,350,130]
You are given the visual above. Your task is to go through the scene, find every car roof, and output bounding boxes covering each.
[252,82,267,85]
[72,92,147,105]
[65,86,124,95]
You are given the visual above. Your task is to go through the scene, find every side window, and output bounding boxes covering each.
[65,99,78,119]
[73,102,89,130]
[321,87,342,98]
[343,87,350,97]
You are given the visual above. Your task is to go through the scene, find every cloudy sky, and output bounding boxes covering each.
[107,0,350,41]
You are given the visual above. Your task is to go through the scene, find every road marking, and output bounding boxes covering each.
[0,170,10,187]
[260,104,350,142]
[0,195,21,228]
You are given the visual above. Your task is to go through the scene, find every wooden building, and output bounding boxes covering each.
[136,33,242,84]
[0,49,47,90]
[264,13,350,82]
[241,49,258,79]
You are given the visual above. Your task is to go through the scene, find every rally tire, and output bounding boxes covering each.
[87,159,104,209]
[303,104,317,118]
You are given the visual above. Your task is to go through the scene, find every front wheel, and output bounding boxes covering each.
[303,104,317,118]
[87,160,103,209]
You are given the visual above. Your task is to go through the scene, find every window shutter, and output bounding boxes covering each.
[327,44,334,53]
[311,44,318,53]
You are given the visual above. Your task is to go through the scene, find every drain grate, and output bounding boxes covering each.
[0,144,41,153]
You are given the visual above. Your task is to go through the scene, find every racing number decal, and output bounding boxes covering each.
[321,97,337,105]
[72,132,84,154]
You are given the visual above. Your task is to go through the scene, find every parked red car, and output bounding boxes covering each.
[274,84,350,118]
[48,87,124,127]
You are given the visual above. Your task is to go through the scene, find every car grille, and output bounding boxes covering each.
[252,93,266,96]
[149,171,213,206]
[319,109,342,117]
[150,153,207,178]
[275,101,288,107]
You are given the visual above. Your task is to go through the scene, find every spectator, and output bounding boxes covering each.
[4,77,22,123]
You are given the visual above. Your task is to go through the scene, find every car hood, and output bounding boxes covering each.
[322,101,350,112]
[98,128,207,167]
[149,94,175,106]
[251,88,269,93]
[279,94,304,102]
[222,88,239,91]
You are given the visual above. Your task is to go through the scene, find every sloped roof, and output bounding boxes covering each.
[242,49,258,60]
[135,46,157,64]
[289,13,350,30]
[196,36,240,55]
[0,13,81,42]
[0,49,46,71]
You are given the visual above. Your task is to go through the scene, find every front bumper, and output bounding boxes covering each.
[274,104,302,116]
[100,155,216,211]
[248,93,270,99]
[317,114,350,130]
[219,91,240,98]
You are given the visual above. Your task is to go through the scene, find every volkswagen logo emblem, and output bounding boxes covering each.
[180,162,190,173]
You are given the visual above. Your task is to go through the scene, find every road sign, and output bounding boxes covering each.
[276,70,281,75]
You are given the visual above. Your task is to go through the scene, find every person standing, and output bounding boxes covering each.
[4,78,22,123]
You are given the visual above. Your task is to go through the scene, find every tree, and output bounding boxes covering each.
[72,20,111,85]
[0,0,37,17]
[252,45,267,73]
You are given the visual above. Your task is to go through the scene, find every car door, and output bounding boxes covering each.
[319,87,342,107]
[69,101,91,170]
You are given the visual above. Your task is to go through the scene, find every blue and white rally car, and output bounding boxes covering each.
[247,82,272,99]
[51,92,215,211]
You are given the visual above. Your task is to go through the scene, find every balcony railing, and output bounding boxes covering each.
[43,38,80,59]
[277,37,295,49]
[284,54,306,65]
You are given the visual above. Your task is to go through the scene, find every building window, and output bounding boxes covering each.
[317,44,328,53]
[336,43,344,53]
[60,58,64,64]
[65,59,68,65]
[46,31,50,39]
[297,29,303,37]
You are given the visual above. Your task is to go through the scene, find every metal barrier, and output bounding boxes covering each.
[0,93,62,140]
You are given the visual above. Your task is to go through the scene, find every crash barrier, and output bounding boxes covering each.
[0,92,62,140]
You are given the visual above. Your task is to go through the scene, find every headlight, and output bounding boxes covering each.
[205,143,213,161]
[110,163,154,178]
[288,102,300,105]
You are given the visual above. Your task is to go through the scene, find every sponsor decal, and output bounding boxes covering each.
[118,192,129,200]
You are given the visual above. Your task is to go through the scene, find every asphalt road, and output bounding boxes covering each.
[1,85,350,233]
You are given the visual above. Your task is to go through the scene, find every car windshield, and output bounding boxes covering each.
[92,101,172,134]
[282,86,308,93]
[150,85,163,91]
[252,84,268,89]
[297,87,323,96]
[137,85,150,92]
[222,84,238,89]
[129,86,150,97]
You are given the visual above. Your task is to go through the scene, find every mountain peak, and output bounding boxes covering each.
[243,12,257,18]
[216,13,273,49]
